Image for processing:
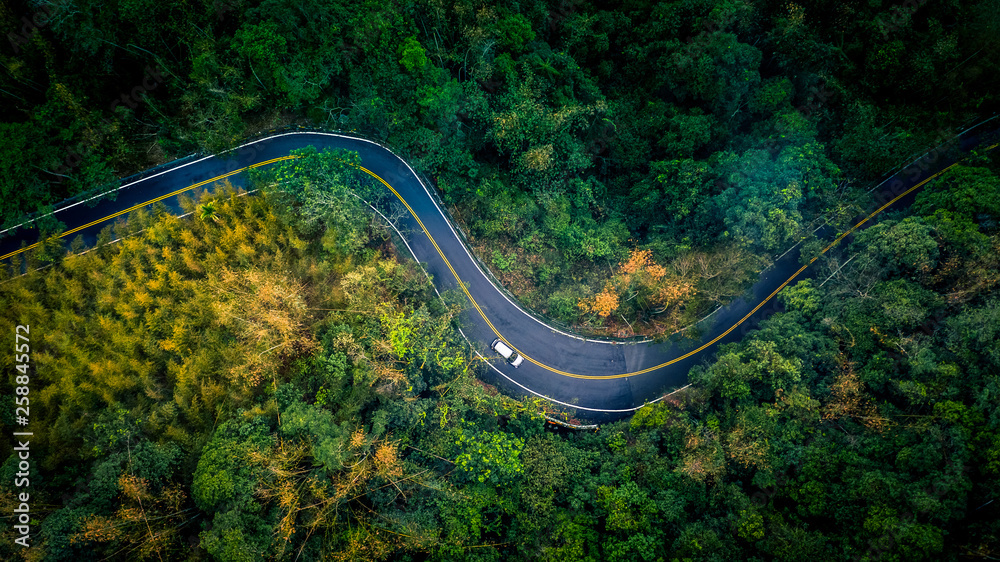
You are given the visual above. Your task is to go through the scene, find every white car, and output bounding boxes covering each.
[491,338,524,368]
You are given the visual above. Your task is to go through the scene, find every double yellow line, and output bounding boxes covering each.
[616,141,999,377]
[0,156,296,262]
[4,143,996,380]
[343,160,957,380]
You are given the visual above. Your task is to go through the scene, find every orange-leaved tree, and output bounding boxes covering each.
[578,249,695,334]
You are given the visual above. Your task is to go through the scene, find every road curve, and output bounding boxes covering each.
[2,125,998,422]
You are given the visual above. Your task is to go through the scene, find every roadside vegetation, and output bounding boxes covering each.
[2,0,998,335]
[1,0,999,559]
[0,160,998,559]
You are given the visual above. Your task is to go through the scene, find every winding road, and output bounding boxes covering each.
[2,124,998,422]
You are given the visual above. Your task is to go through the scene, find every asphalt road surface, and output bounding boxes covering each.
[2,124,997,423]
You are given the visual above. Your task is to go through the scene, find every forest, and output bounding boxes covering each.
[1,0,999,559]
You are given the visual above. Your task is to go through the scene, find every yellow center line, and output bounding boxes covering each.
[0,156,295,262]
[621,160,964,377]
[4,140,997,380]
[359,159,949,380]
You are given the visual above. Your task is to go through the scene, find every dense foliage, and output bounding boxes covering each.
[1,0,999,560]
[2,0,998,334]
[1,146,998,561]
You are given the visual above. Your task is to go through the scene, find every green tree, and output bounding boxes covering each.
[398,35,429,73]
[279,400,349,471]
[233,21,288,93]
[663,31,762,118]
[849,217,940,280]
[914,165,1000,225]
[692,339,803,402]
[193,418,275,562]
[453,422,525,485]
[715,141,839,251]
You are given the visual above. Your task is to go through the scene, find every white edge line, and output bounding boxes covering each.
[864,114,1000,195]
[479,357,692,414]
[366,192,688,415]
[17,119,967,342]
[0,130,744,411]
[0,152,201,236]
[261,131,634,345]
[7,118,996,413]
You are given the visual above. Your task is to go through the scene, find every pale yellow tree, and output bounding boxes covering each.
[212,267,318,387]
